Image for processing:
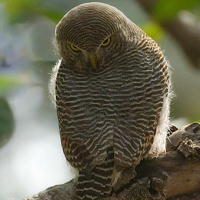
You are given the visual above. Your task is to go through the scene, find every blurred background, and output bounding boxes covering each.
[0,0,200,199]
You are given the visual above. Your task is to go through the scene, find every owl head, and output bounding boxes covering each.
[55,2,143,73]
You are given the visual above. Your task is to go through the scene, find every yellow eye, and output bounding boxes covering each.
[101,37,111,47]
[69,44,79,51]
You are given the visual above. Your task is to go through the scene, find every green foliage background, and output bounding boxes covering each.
[0,0,200,199]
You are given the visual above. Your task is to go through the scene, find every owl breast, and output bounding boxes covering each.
[56,50,169,169]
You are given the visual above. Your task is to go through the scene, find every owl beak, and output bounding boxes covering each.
[89,54,98,70]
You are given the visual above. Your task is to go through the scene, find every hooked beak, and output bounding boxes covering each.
[88,54,98,70]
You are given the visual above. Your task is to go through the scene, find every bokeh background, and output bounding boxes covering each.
[0,0,200,199]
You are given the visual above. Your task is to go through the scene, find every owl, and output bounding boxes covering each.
[49,2,170,200]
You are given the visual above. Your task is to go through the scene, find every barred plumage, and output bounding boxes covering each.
[50,2,171,200]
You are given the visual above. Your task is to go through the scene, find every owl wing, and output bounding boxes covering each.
[113,39,169,169]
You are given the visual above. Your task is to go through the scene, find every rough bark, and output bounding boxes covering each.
[21,122,200,200]
[135,0,200,69]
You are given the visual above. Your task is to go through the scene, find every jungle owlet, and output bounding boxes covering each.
[49,2,171,200]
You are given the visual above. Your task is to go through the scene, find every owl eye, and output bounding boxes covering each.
[101,37,111,47]
[69,43,80,52]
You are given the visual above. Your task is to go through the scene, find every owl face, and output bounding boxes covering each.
[58,32,128,73]
[55,3,132,73]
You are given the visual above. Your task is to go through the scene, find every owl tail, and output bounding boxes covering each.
[76,148,114,200]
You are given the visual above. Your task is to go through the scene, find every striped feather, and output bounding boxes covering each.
[51,3,171,199]
[76,148,114,199]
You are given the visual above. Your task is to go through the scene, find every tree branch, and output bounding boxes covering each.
[23,122,200,200]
